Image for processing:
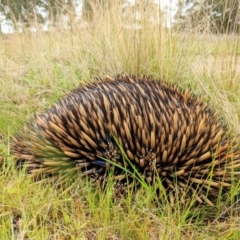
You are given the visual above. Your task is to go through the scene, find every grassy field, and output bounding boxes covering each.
[1,2,240,239]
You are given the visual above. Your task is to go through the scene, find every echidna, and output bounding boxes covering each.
[12,74,240,206]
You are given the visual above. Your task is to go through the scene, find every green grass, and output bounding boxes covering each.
[1,1,240,239]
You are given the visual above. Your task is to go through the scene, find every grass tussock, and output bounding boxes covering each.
[1,0,240,239]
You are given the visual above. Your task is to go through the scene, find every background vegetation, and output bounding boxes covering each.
[176,0,239,33]
[1,0,240,239]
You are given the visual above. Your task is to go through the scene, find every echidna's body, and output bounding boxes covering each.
[12,75,240,206]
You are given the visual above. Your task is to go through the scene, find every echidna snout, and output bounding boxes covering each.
[12,74,240,206]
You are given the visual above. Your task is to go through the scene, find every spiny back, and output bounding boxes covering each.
[12,74,240,205]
